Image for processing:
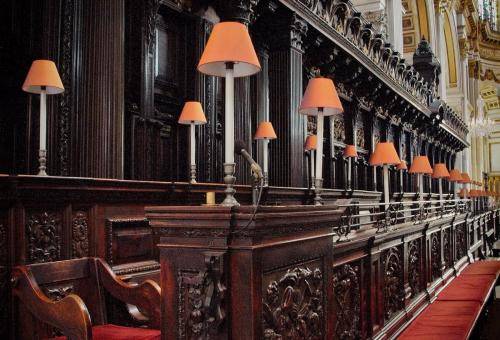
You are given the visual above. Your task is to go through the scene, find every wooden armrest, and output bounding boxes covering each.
[95,258,161,329]
[12,266,92,340]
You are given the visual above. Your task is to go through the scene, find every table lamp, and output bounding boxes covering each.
[369,142,401,209]
[432,163,450,206]
[304,135,317,190]
[448,169,463,199]
[299,77,343,205]
[254,121,277,186]
[22,60,64,175]
[343,145,357,191]
[178,101,207,184]
[198,22,260,206]
[409,155,433,205]
[396,160,407,193]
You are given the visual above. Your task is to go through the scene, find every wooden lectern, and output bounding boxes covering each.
[146,204,345,339]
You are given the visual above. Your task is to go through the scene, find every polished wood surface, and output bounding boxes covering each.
[148,204,498,339]
[12,257,161,339]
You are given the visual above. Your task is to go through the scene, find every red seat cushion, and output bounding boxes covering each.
[437,274,495,303]
[462,260,500,276]
[51,324,161,340]
[398,301,481,340]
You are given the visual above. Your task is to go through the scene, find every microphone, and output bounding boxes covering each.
[235,140,263,181]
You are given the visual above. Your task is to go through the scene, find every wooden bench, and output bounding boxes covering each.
[12,257,161,340]
[398,260,500,339]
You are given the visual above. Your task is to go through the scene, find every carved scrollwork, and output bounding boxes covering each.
[408,239,421,298]
[456,224,467,260]
[443,228,451,268]
[333,116,345,142]
[333,264,360,339]
[356,126,365,149]
[430,232,441,280]
[262,266,323,339]
[178,252,227,339]
[26,211,61,264]
[43,285,74,301]
[72,211,89,258]
[382,247,404,321]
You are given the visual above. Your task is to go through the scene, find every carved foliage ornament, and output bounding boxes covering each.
[430,232,441,280]
[178,252,227,339]
[263,266,323,339]
[333,117,345,142]
[382,247,404,321]
[72,211,89,258]
[407,239,421,298]
[333,264,360,339]
[26,211,61,263]
[456,224,467,260]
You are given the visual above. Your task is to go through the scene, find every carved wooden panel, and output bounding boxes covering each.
[333,116,346,143]
[407,238,422,298]
[382,247,404,321]
[105,218,152,265]
[333,263,360,339]
[443,228,451,268]
[177,252,226,339]
[26,211,62,264]
[262,262,324,339]
[356,126,365,150]
[72,210,89,258]
[430,232,441,280]
[456,224,467,260]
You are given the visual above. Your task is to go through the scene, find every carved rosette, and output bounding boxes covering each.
[177,252,226,339]
[333,264,360,339]
[72,211,89,258]
[262,266,323,339]
[407,239,421,298]
[455,225,467,260]
[382,247,404,321]
[26,212,61,263]
[430,233,441,280]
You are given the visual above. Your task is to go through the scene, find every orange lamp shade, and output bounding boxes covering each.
[22,60,64,94]
[460,173,471,184]
[448,169,462,182]
[304,135,317,151]
[432,163,450,179]
[178,102,207,125]
[254,121,277,140]
[369,142,401,166]
[397,160,407,171]
[408,156,433,174]
[197,22,260,77]
[343,145,358,158]
[299,77,343,116]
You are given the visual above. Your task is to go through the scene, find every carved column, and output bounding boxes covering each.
[268,11,308,187]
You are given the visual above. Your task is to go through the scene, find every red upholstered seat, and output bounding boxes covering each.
[461,260,500,276]
[398,301,481,340]
[51,324,161,340]
[437,274,495,303]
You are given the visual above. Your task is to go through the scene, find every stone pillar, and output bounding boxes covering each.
[434,3,447,99]
[268,11,308,187]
